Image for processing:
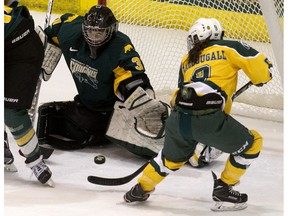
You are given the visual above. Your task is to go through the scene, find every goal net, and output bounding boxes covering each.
[107,0,284,122]
[22,0,284,122]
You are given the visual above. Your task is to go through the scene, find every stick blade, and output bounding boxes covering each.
[87,175,131,186]
[87,161,149,186]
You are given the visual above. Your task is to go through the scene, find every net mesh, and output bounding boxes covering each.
[21,0,284,121]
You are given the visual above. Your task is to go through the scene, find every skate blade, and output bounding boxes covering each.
[45,178,55,187]
[4,163,18,172]
[211,201,247,211]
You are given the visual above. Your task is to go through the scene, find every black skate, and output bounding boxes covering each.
[4,132,17,172]
[31,160,54,187]
[124,183,151,203]
[211,171,247,211]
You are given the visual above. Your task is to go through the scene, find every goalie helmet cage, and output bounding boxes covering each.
[24,0,283,122]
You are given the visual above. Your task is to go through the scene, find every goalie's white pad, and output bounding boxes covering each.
[106,86,170,155]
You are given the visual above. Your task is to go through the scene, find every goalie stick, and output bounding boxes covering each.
[87,81,253,186]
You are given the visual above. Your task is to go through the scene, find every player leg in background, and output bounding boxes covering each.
[4,108,53,186]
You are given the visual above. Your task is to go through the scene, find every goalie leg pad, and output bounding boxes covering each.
[106,87,169,157]
[36,101,91,150]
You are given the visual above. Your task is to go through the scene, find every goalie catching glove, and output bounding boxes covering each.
[35,25,62,81]
[106,86,170,157]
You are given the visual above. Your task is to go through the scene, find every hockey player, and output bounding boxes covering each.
[124,18,274,211]
[4,0,53,186]
[36,5,168,154]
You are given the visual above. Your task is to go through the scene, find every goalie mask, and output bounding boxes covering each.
[187,18,224,51]
[82,5,118,57]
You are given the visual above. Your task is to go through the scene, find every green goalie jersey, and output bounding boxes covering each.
[45,13,147,111]
[173,40,273,114]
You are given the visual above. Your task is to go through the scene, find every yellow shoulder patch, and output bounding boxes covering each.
[124,44,133,53]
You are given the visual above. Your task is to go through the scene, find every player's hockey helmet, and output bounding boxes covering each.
[210,18,224,40]
[82,5,118,47]
[187,18,224,51]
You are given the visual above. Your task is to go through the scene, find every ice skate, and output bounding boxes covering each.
[124,183,152,203]
[211,171,247,211]
[4,132,17,172]
[30,158,54,187]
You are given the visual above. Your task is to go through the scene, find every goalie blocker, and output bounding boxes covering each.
[106,86,169,158]
[35,25,62,81]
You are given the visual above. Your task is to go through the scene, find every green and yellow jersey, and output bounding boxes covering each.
[172,40,273,114]
[4,4,34,43]
[45,13,146,111]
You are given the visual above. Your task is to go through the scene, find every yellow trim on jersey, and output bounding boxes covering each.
[15,128,35,146]
[170,88,179,108]
[113,66,132,96]
[4,14,11,23]
[4,5,12,13]
[51,36,60,45]
[52,17,62,25]
[64,14,79,23]
[4,5,12,23]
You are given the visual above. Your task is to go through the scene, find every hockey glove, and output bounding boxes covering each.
[35,26,62,81]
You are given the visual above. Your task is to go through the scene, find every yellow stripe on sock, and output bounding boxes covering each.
[15,128,35,146]
[138,164,165,192]
[221,157,246,185]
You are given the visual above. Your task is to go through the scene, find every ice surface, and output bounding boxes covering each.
[4,11,284,216]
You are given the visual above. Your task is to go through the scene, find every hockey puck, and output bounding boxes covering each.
[94,155,106,164]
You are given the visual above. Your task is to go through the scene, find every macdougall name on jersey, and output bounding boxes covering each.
[12,29,30,44]
[190,50,227,67]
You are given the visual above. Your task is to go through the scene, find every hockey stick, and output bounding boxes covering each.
[87,81,253,186]
[28,0,54,124]
[28,0,55,158]
[232,81,252,101]
[87,161,149,186]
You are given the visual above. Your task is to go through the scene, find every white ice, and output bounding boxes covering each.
[4,11,284,216]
